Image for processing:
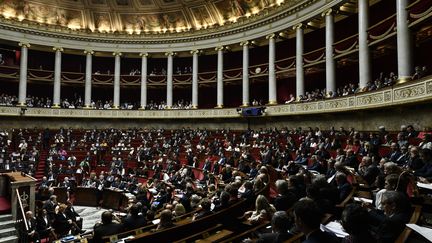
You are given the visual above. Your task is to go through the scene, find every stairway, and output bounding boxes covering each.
[0,214,18,243]
[35,150,48,182]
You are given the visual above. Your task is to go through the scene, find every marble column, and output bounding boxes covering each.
[140,53,148,109]
[52,47,63,108]
[324,9,336,96]
[84,50,93,108]
[18,43,30,106]
[396,0,413,83]
[215,46,224,108]
[295,24,305,99]
[240,41,250,107]
[166,52,174,108]
[191,50,199,109]
[113,52,122,109]
[358,0,371,89]
[267,34,277,105]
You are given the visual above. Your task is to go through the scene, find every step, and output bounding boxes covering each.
[0,220,14,230]
[0,215,12,221]
[0,235,18,243]
[0,228,16,238]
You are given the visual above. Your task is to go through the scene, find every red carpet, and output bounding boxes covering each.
[0,196,11,214]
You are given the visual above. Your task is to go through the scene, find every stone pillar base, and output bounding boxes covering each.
[83,105,92,109]
[17,103,26,107]
[215,105,224,109]
[267,100,277,105]
[191,105,198,109]
[240,102,249,107]
[112,106,120,109]
[52,104,61,108]
[396,77,411,85]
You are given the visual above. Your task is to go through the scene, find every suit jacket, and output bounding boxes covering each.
[257,232,294,243]
[53,212,72,235]
[36,215,52,233]
[303,230,339,243]
[122,215,147,231]
[93,222,124,243]
[26,217,37,233]
[43,200,57,222]
[65,206,80,221]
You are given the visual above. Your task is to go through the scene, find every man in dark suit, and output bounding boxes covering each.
[335,172,353,203]
[274,180,297,211]
[36,208,57,240]
[122,204,147,231]
[25,211,40,243]
[293,199,339,243]
[43,195,58,223]
[53,204,74,237]
[257,211,293,243]
[65,200,85,234]
[93,211,124,243]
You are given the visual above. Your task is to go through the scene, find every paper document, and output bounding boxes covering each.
[417,182,432,190]
[320,221,349,238]
[353,197,373,204]
[406,224,432,242]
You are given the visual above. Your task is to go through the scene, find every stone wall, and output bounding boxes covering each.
[0,103,430,132]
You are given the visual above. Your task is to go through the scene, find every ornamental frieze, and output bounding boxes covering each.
[393,84,426,100]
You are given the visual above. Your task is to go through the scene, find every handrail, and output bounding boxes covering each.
[16,188,29,232]
[367,14,396,31]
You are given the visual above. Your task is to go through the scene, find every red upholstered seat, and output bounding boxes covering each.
[0,196,11,214]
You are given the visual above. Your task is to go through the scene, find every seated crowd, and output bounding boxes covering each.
[2,125,431,242]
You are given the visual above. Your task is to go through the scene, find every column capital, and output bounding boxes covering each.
[165,51,176,56]
[215,46,225,51]
[266,33,276,40]
[293,23,305,30]
[18,42,30,48]
[112,52,122,56]
[190,49,200,55]
[139,52,149,57]
[84,50,94,55]
[321,8,334,17]
[240,40,250,47]
[52,47,64,52]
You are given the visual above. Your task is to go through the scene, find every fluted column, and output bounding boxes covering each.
[240,41,250,107]
[323,9,336,96]
[396,0,413,83]
[215,46,224,108]
[84,50,93,108]
[294,24,305,99]
[52,47,63,108]
[267,34,277,105]
[113,52,122,109]
[140,53,148,109]
[18,42,30,106]
[191,50,199,109]
[166,52,174,108]
[358,0,371,89]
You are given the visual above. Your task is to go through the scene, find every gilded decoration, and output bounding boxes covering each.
[393,84,426,100]
[0,0,304,36]
[427,81,432,94]
[356,93,384,106]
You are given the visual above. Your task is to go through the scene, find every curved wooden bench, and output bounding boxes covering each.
[395,205,422,243]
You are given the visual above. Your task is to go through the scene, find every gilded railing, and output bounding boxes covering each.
[0,76,431,119]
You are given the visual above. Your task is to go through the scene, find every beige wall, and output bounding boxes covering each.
[0,103,430,131]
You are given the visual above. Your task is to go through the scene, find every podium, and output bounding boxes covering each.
[1,172,37,221]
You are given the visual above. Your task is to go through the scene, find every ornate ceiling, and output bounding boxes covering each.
[0,0,297,35]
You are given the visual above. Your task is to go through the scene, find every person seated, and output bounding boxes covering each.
[256,211,294,243]
[25,211,40,243]
[53,204,74,237]
[122,204,147,231]
[193,199,214,221]
[244,195,276,225]
[369,191,411,243]
[273,179,297,211]
[93,211,124,243]
[341,204,374,243]
[65,200,85,234]
[415,148,432,179]
[335,172,353,203]
[156,209,175,231]
[293,199,339,243]
[36,208,57,241]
